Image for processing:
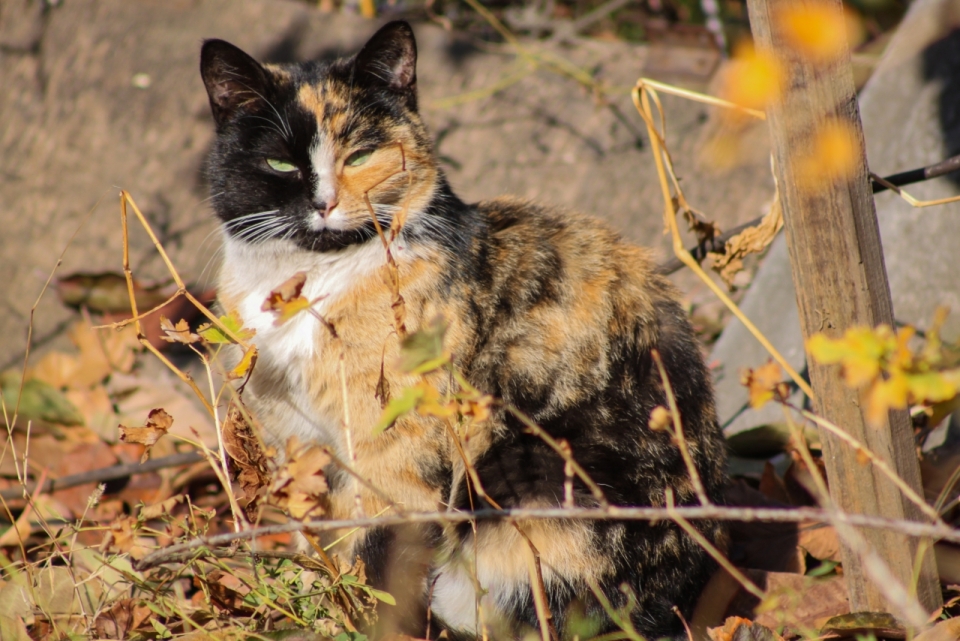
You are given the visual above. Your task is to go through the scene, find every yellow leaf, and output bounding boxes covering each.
[229,345,258,381]
[720,42,785,112]
[261,272,318,326]
[905,371,957,404]
[776,2,864,63]
[417,383,457,419]
[740,360,786,409]
[863,379,892,428]
[796,119,860,189]
[808,326,890,388]
[197,311,255,344]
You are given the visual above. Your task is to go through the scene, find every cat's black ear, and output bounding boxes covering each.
[354,21,418,107]
[200,39,273,126]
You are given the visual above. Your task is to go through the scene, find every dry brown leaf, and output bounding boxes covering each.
[110,372,217,448]
[269,438,330,520]
[93,598,152,639]
[158,316,201,345]
[732,570,849,633]
[222,400,270,521]
[798,521,840,562]
[118,408,173,462]
[64,385,117,442]
[914,617,960,641]
[197,569,255,615]
[758,461,791,505]
[29,351,81,391]
[709,197,783,287]
[101,516,152,560]
[785,455,829,505]
[72,320,140,383]
[935,543,960,585]
[51,440,118,518]
[138,494,185,521]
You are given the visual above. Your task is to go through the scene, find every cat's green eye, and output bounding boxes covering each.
[345,149,374,167]
[267,158,298,173]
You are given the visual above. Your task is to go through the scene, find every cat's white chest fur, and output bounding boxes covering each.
[218,235,388,452]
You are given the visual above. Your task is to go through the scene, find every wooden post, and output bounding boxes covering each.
[745,0,941,614]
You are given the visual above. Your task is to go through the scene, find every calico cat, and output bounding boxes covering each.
[201,21,727,640]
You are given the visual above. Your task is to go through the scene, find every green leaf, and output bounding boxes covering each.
[197,311,255,344]
[373,385,425,435]
[398,317,448,373]
[366,588,396,605]
[150,618,173,639]
[806,559,839,577]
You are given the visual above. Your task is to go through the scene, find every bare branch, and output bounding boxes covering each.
[136,504,960,571]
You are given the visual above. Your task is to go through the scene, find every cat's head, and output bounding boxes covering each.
[201,21,441,253]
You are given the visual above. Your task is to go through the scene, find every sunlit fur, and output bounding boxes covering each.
[202,21,727,640]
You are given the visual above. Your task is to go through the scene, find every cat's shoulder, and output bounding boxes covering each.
[470,195,662,280]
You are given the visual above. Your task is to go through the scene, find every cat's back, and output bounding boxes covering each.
[452,196,690,414]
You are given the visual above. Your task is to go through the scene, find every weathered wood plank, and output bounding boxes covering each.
[744,0,941,614]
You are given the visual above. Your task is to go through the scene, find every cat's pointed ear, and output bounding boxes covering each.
[200,39,272,126]
[354,21,418,106]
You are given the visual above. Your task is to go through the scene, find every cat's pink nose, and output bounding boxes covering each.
[316,198,338,218]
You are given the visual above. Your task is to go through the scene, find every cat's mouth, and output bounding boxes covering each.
[226,217,380,254]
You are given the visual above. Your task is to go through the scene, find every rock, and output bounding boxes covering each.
[710,0,960,435]
[1,0,774,365]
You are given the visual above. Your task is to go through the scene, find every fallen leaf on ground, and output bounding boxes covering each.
[915,617,960,641]
[728,570,849,633]
[798,521,840,563]
[56,272,172,315]
[72,319,139,382]
[93,597,153,640]
[0,372,84,428]
[139,494,185,521]
[820,611,904,639]
[708,616,784,641]
[51,440,118,518]
[935,543,960,585]
[785,454,829,505]
[269,438,329,520]
[101,516,152,560]
[196,570,256,615]
[758,461,791,505]
[119,408,173,462]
